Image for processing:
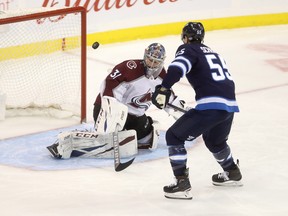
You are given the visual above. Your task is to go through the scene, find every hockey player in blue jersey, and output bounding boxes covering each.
[152,22,242,200]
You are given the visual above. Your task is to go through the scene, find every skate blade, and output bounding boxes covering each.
[164,190,193,200]
[212,180,243,187]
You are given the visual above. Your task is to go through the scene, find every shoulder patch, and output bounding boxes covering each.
[126,60,137,70]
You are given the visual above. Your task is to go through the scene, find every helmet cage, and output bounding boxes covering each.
[144,43,166,79]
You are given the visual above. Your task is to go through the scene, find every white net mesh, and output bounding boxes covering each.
[0,7,85,119]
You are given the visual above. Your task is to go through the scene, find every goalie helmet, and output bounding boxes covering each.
[143,43,166,79]
[181,22,205,43]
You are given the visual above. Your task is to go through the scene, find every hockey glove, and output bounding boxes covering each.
[152,85,171,109]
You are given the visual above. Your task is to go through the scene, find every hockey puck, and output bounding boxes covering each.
[92,42,100,49]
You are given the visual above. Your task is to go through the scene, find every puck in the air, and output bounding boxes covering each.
[92,42,100,49]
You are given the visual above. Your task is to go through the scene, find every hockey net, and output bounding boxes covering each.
[0,7,86,122]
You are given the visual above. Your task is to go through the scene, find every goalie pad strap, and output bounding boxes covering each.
[137,120,160,151]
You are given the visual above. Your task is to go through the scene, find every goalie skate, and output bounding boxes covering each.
[47,142,61,159]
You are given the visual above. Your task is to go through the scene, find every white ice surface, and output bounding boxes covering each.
[0,25,288,216]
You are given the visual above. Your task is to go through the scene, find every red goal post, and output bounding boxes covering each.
[0,7,87,122]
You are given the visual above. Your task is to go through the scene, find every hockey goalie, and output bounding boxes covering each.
[47,43,186,160]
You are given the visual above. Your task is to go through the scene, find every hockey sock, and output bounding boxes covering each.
[168,145,187,176]
[213,146,235,171]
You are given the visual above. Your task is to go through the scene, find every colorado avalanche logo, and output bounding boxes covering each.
[129,91,152,110]
[126,60,137,69]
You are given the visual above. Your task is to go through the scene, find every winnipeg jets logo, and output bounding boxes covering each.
[176,48,185,56]
[129,90,152,110]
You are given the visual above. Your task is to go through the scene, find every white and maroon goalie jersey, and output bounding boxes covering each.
[94,59,166,116]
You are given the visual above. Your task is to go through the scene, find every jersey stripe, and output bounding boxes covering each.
[195,96,239,112]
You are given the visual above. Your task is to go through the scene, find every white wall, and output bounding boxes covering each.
[1,0,288,33]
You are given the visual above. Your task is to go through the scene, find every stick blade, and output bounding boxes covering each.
[115,157,135,172]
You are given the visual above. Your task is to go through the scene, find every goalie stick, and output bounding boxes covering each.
[113,125,135,172]
[167,103,187,113]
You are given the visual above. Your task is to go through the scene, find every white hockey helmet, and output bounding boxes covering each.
[143,43,166,79]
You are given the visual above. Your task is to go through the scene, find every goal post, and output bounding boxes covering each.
[0,7,87,122]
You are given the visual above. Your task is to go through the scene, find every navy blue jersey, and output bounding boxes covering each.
[162,43,239,112]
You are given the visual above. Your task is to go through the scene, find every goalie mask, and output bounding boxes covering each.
[143,43,166,79]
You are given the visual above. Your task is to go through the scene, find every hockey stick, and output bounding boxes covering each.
[113,125,135,172]
[167,103,187,113]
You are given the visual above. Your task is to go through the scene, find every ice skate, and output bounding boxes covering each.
[47,142,62,159]
[164,169,192,200]
[212,161,243,186]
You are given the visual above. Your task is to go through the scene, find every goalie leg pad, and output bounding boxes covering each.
[137,120,160,151]
[54,131,74,159]
[48,130,137,159]
[94,96,128,134]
